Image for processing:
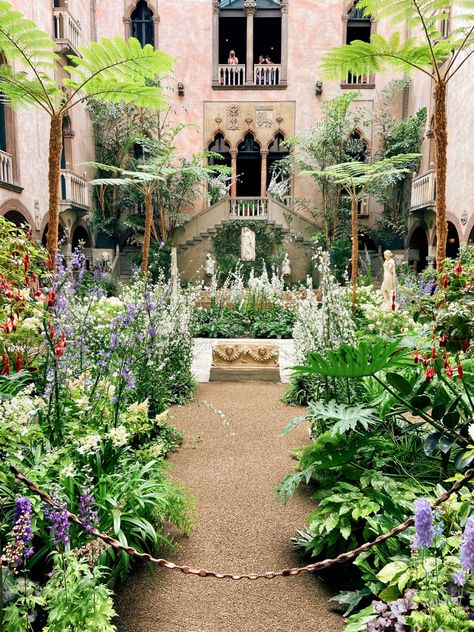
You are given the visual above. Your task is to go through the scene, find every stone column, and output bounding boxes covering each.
[231,150,237,198]
[260,150,268,197]
[244,1,256,85]
[280,0,288,86]
[212,0,220,85]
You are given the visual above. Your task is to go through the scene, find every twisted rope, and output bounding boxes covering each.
[3,456,474,581]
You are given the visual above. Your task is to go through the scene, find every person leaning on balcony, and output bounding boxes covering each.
[228,50,239,64]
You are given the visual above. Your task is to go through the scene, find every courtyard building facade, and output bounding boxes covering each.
[0,0,472,278]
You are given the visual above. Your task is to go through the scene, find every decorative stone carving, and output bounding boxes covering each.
[226,104,241,130]
[212,343,279,367]
[215,115,222,127]
[461,209,468,226]
[275,114,283,124]
[245,114,252,125]
[241,226,256,261]
[256,109,273,128]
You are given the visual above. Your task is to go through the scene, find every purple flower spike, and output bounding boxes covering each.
[79,487,99,534]
[461,517,474,572]
[3,497,34,567]
[451,570,466,586]
[45,504,70,548]
[413,498,434,549]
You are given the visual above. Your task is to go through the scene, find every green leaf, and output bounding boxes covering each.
[424,432,442,456]
[431,403,447,421]
[443,411,461,429]
[376,560,407,584]
[411,394,432,410]
[379,584,402,602]
[386,372,412,395]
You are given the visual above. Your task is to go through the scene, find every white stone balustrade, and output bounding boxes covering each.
[0,149,13,185]
[254,64,282,86]
[218,64,246,86]
[411,169,436,210]
[230,197,268,219]
[60,169,89,209]
[53,6,81,54]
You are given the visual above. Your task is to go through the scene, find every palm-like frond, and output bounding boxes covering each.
[358,0,474,30]
[0,65,60,108]
[64,37,173,109]
[302,153,420,196]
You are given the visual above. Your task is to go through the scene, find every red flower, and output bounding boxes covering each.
[15,354,22,372]
[47,290,57,308]
[458,364,464,379]
[446,365,453,379]
[48,323,55,340]
[425,367,435,382]
[422,354,429,368]
[454,261,462,275]
[443,274,449,288]
[412,351,422,364]
[431,346,437,360]
[391,293,396,312]
[56,332,66,359]
[1,354,11,376]
[23,252,29,274]
[439,335,448,347]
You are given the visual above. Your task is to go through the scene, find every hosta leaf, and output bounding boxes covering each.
[376,560,408,584]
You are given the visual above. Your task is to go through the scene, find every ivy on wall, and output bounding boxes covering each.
[212,220,284,280]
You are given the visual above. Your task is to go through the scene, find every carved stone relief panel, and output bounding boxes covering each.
[256,108,273,128]
[226,104,241,130]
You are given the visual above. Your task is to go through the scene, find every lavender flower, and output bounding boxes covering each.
[1,497,34,567]
[413,498,434,549]
[45,503,70,547]
[110,333,119,350]
[79,487,99,534]
[460,516,474,572]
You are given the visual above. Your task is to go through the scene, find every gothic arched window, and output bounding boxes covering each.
[131,1,155,48]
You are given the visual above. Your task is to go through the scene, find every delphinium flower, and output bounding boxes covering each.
[1,497,34,568]
[413,498,434,549]
[451,570,466,586]
[79,486,99,534]
[460,516,474,573]
[45,503,70,548]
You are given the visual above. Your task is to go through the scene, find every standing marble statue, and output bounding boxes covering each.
[281,253,292,278]
[381,249,396,307]
[241,226,256,261]
[205,252,215,277]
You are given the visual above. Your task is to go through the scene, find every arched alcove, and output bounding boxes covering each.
[208,133,232,169]
[4,209,30,229]
[72,225,92,250]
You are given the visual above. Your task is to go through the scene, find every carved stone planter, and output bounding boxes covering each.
[191,338,296,383]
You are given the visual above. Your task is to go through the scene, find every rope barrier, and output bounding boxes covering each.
[3,455,474,581]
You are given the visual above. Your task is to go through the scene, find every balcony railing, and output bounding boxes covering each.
[343,72,372,86]
[254,64,282,86]
[53,6,81,55]
[219,64,246,86]
[411,169,436,210]
[0,150,13,185]
[60,169,90,210]
[230,197,268,219]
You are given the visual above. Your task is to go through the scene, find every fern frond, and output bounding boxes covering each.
[64,37,173,108]
[0,1,57,69]
[0,65,60,108]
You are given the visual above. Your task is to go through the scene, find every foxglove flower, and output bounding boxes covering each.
[413,498,434,549]
[460,517,474,572]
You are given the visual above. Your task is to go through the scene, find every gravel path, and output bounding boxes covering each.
[115,382,344,632]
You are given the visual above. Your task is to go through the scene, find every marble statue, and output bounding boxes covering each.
[205,253,215,276]
[241,226,256,261]
[381,249,396,307]
[281,253,292,277]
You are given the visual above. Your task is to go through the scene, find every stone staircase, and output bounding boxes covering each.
[175,196,316,253]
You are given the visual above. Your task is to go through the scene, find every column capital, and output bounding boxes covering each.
[244,0,257,15]
[212,0,220,13]
[230,150,238,158]
[260,150,268,157]
[280,0,288,13]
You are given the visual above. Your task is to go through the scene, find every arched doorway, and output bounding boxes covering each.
[446,221,460,258]
[408,226,429,271]
[72,225,92,250]
[267,132,289,193]
[4,210,30,230]
[237,133,261,197]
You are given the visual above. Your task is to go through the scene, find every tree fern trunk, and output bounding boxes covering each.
[434,80,448,271]
[142,190,153,273]
[47,112,63,269]
[351,196,358,307]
